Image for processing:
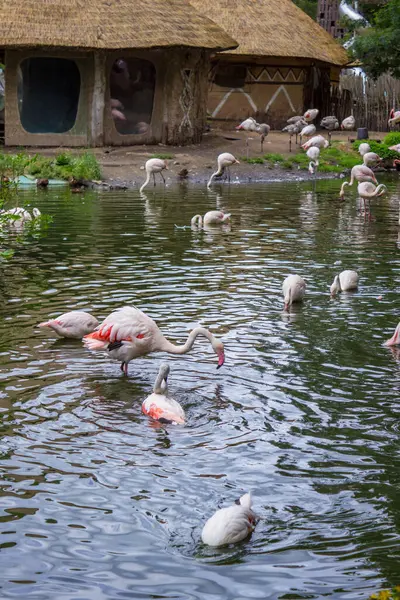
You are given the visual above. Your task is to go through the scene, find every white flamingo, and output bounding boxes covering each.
[306,146,320,174]
[1,207,41,226]
[282,275,306,311]
[139,158,168,193]
[191,211,231,227]
[389,144,400,153]
[330,270,359,296]
[303,109,319,122]
[38,311,99,339]
[339,165,377,198]
[236,118,270,152]
[201,493,256,547]
[142,363,185,424]
[341,115,355,131]
[207,153,240,188]
[300,124,316,143]
[384,323,400,347]
[388,108,400,128]
[357,182,387,215]
[362,152,382,167]
[358,143,371,156]
[302,135,329,150]
[83,306,225,375]
[320,116,339,142]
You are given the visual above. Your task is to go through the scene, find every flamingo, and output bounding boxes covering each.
[299,124,316,143]
[389,144,400,153]
[320,115,339,142]
[207,153,240,188]
[357,182,387,215]
[303,109,319,122]
[384,323,400,346]
[236,118,270,153]
[38,311,99,339]
[358,143,371,156]
[287,115,305,124]
[283,119,306,151]
[201,492,256,547]
[302,135,329,151]
[139,158,168,193]
[1,207,41,229]
[330,270,359,296]
[282,275,306,311]
[142,363,185,425]
[388,109,400,128]
[341,115,355,131]
[306,146,320,174]
[83,306,225,375]
[362,152,382,167]
[339,165,377,198]
[191,211,231,227]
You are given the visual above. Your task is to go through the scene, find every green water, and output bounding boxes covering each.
[0,177,400,599]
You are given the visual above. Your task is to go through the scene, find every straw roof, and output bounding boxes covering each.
[189,0,348,66]
[0,0,237,51]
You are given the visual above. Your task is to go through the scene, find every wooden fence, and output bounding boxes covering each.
[332,71,400,132]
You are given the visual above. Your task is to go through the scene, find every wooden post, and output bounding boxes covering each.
[91,52,106,147]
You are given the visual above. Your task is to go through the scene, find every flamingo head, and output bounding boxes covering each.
[390,108,395,119]
[213,340,225,369]
[236,125,244,130]
[284,288,292,312]
[330,275,341,297]
[384,322,400,347]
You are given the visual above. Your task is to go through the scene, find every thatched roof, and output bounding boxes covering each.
[189,0,348,66]
[0,0,237,52]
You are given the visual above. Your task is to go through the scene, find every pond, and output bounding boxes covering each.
[0,177,400,599]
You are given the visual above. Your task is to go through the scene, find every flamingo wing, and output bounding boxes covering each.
[84,306,158,345]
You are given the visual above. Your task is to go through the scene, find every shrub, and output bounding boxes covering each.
[383,132,400,146]
[263,152,285,163]
[353,139,399,160]
[240,156,264,164]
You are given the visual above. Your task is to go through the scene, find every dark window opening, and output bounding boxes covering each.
[18,57,80,134]
[214,65,247,88]
[109,58,156,135]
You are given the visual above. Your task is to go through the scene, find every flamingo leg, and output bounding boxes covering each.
[160,171,166,185]
[289,137,292,153]
[246,138,249,160]
[120,361,125,372]
[227,166,231,183]
[153,173,156,187]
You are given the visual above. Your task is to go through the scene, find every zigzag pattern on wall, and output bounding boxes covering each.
[247,67,305,83]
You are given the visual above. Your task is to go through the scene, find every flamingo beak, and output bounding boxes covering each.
[217,350,225,369]
[235,159,240,164]
[236,126,243,130]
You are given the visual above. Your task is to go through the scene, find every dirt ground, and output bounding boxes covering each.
[3,129,382,188]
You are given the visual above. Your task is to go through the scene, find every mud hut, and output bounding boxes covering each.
[0,0,236,147]
[190,0,349,128]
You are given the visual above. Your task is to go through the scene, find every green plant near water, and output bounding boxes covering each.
[352,139,399,161]
[151,153,174,160]
[0,151,102,181]
[240,156,265,164]
[383,132,400,147]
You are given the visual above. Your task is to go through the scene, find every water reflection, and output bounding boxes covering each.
[0,177,400,599]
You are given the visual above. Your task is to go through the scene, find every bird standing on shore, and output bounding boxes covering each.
[207,153,240,188]
[139,158,168,193]
[236,118,270,153]
[320,116,339,142]
[303,109,319,122]
[306,146,320,174]
[388,108,400,128]
[302,135,329,150]
[299,124,316,144]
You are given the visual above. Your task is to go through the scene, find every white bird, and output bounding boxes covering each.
[320,116,339,142]
[306,146,320,174]
[362,152,382,167]
[83,306,225,375]
[38,311,99,339]
[207,153,240,188]
[283,119,307,150]
[358,143,371,156]
[300,124,316,143]
[287,115,305,124]
[341,115,355,130]
[236,118,270,152]
[142,363,185,425]
[384,323,400,347]
[1,206,41,226]
[282,275,306,311]
[139,158,168,193]
[389,144,400,153]
[330,270,359,296]
[302,135,329,150]
[339,165,377,198]
[303,109,319,122]
[191,211,231,227]
[357,182,387,215]
[201,492,256,547]
[388,109,400,127]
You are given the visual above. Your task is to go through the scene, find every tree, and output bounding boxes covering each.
[351,0,400,79]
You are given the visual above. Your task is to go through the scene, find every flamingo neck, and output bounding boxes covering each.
[156,327,216,355]
[153,372,168,395]
[191,214,203,227]
[140,173,151,193]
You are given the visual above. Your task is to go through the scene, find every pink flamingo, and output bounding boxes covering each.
[340,165,377,198]
[142,363,185,424]
[83,306,225,375]
[38,311,99,339]
[191,211,231,227]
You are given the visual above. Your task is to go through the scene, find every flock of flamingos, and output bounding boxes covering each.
[34,106,400,547]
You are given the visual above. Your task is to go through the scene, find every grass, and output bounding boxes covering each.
[240,156,264,164]
[352,139,399,161]
[0,151,102,181]
[150,153,174,160]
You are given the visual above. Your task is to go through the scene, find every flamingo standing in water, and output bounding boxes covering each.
[83,306,225,375]
[140,158,168,193]
[339,165,377,198]
[357,182,387,215]
[306,146,320,174]
[282,275,306,311]
[191,211,231,227]
[330,270,359,296]
[38,311,99,339]
[142,363,185,424]
[207,153,240,188]
[201,492,257,547]
[384,323,400,346]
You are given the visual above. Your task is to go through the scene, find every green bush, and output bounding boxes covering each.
[240,156,264,164]
[352,139,399,160]
[263,153,285,163]
[383,132,400,146]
